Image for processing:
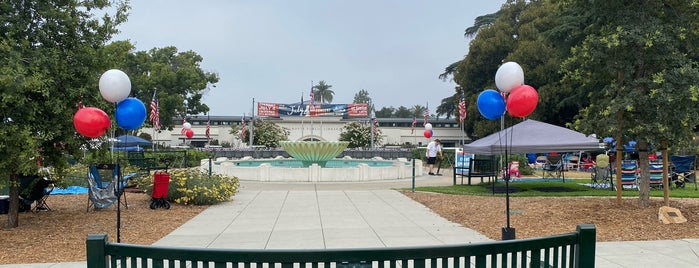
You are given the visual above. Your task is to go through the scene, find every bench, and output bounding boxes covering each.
[87,224,595,268]
[454,158,498,185]
[127,151,157,171]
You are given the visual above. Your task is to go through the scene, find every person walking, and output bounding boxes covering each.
[426,139,443,175]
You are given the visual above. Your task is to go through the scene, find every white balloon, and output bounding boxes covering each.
[424,123,433,130]
[494,62,524,93]
[99,69,131,103]
[183,122,192,130]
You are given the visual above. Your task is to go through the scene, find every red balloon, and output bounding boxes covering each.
[73,107,111,138]
[185,129,194,138]
[506,85,539,118]
[423,129,432,138]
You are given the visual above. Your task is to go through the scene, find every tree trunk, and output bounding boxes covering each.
[7,173,19,228]
[662,141,669,206]
[615,113,623,204]
[637,140,650,207]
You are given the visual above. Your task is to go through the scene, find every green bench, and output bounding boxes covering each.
[127,151,157,171]
[87,224,596,268]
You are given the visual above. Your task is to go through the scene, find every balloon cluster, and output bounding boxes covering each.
[183,122,194,138]
[476,62,539,120]
[423,123,433,138]
[73,69,147,138]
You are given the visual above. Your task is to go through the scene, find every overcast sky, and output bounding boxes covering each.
[113,1,505,116]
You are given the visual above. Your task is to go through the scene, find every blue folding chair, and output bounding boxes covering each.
[86,164,131,211]
[649,160,664,189]
[620,160,638,189]
[670,155,697,190]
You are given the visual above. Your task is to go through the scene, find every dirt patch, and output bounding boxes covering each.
[0,193,207,264]
[402,191,699,242]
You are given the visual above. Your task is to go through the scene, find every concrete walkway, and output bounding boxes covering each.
[6,173,699,267]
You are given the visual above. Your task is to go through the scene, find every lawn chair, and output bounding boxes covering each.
[567,155,580,171]
[649,160,664,189]
[18,172,55,212]
[591,153,612,189]
[86,164,130,212]
[620,160,638,189]
[534,155,548,170]
[670,155,697,190]
[542,155,563,180]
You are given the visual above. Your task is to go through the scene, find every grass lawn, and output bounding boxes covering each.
[416,170,699,198]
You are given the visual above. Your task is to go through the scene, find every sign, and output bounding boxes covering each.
[455,148,473,175]
[257,102,369,117]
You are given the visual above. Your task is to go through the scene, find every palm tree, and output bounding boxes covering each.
[313,80,334,103]
[464,11,500,38]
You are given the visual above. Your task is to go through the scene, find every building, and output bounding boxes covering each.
[142,115,469,148]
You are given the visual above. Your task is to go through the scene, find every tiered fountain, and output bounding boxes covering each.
[203,141,422,182]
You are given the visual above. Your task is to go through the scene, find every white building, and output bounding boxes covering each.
[141,115,469,148]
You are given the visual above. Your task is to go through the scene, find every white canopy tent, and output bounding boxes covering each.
[463,119,602,155]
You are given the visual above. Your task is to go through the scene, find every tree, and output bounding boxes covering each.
[436,94,456,120]
[395,106,413,118]
[0,0,129,228]
[464,11,502,38]
[313,80,334,104]
[101,42,219,130]
[339,122,383,148]
[353,89,374,112]
[563,0,699,206]
[230,119,289,148]
[375,106,395,118]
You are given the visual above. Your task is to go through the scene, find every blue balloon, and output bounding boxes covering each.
[115,97,146,130]
[476,89,505,120]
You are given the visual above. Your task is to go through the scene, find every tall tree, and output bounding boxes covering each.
[0,0,129,227]
[352,89,374,112]
[436,94,456,120]
[374,106,395,118]
[394,106,413,118]
[564,0,699,206]
[112,44,219,129]
[313,80,334,104]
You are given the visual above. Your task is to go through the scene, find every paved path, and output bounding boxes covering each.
[6,172,699,267]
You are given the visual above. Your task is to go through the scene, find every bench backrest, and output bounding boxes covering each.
[87,224,595,268]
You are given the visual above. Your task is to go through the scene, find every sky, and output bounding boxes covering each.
[113,1,505,116]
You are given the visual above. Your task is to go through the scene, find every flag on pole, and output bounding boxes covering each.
[373,118,379,136]
[458,91,467,122]
[310,88,315,106]
[205,117,211,140]
[180,118,187,135]
[423,103,429,125]
[411,116,416,134]
[241,115,247,140]
[149,91,160,130]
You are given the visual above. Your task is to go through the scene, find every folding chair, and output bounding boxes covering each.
[18,173,55,212]
[591,154,612,189]
[86,163,129,212]
[649,160,664,189]
[620,160,639,189]
[542,155,563,180]
[670,155,697,190]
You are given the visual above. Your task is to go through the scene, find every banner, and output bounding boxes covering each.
[257,102,368,117]
[455,148,473,175]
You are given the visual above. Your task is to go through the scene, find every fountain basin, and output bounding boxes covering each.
[279,141,349,167]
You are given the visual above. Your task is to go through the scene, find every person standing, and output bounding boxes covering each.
[426,139,443,175]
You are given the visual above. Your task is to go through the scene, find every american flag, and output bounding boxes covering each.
[373,118,379,136]
[149,91,160,130]
[180,118,187,135]
[423,104,429,125]
[241,115,247,140]
[205,117,211,140]
[458,91,467,122]
[411,117,416,134]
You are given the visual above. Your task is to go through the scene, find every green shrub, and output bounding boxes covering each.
[132,168,239,205]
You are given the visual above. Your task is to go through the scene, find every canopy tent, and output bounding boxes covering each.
[463,119,602,155]
[113,135,153,148]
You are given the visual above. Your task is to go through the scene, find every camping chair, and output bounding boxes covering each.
[18,173,55,212]
[620,160,639,189]
[567,155,580,171]
[86,164,130,212]
[649,160,664,189]
[542,155,563,180]
[670,155,697,190]
[591,153,612,189]
[534,155,548,170]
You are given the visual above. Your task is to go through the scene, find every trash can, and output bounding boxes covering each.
[0,195,9,214]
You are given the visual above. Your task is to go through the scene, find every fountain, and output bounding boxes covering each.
[279,141,349,167]
[201,141,423,182]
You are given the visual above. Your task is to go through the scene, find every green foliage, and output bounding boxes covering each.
[339,122,383,148]
[312,80,334,103]
[230,119,290,148]
[352,89,373,111]
[500,154,534,176]
[131,168,239,205]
